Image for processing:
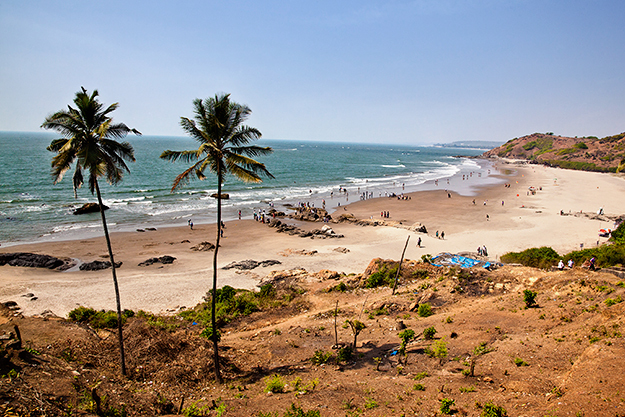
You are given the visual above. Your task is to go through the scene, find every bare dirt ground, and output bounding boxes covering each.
[2,260,625,417]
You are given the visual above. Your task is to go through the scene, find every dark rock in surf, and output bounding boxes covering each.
[73,203,108,215]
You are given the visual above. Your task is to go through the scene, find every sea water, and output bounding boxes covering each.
[0,131,496,246]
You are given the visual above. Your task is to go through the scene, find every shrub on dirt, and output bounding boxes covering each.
[440,398,455,414]
[523,290,538,308]
[418,303,433,317]
[500,246,560,269]
[365,264,398,288]
[423,326,437,340]
[609,221,625,242]
[481,401,508,417]
[265,374,286,393]
[68,306,133,329]
[310,350,333,365]
[180,285,279,327]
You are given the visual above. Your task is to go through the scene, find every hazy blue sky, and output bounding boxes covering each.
[1,0,624,144]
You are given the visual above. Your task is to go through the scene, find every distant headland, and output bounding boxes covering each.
[482,131,625,173]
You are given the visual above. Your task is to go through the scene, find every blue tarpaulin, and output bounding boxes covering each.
[431,253,492,269]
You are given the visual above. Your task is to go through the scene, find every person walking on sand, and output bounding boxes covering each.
[486,214,489,221]
[435,230,439,238]
[441,231,445,240]
[417,237,422,248]
[188,219,193,230]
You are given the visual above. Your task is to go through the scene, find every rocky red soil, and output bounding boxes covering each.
[2,260,625,416]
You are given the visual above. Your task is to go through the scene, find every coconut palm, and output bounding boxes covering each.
[161,93,273,383]
[42,87,141,376]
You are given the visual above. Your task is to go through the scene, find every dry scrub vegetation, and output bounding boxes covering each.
[2,259,625,416]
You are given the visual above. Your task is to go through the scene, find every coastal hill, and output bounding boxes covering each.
[482,132,625,172]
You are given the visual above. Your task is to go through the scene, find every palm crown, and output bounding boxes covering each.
[160,93,274,190]
[42,87,141,197]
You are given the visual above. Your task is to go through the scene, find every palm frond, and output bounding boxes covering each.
[170,158,207,191]
[160,149,202,163]
[225,161,262,183]
[229,144,273,158]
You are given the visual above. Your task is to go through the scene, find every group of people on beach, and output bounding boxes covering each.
[477,246,488,257]
[381,211,390,218]
[254,210,270,223]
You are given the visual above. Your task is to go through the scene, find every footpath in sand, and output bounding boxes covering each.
[1,161,624,318]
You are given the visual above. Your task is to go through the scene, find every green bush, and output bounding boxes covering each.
[68,307,131,329]
[514,357,529,367]
[310,350,333,365]
[481,401,508,417]
[418,303,433,317]
[337,346,353,363]
[283,403,320,417]
[365,264,398,288]
[265,374,286,393]
[610,221,625,242]
[398,329,415,356]
[500,246,560,269]
[563,242,625,268]
[426,339,448,361]
[440,398,455,414]
[574,142,588,149]
[259,283,276,298]
[68,306,97,322]
[423,326,437,340]
[542,159,616,172]
[181,286,264,328]
[523,289,538,308]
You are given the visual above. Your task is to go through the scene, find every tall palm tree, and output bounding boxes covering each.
[161,93,273,383]
[42,87,141,376]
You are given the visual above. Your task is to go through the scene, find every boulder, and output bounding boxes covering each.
[191,241,215,251]
[211,193,229,199]
[79,260,122,271]
[0,253,66,269]
[138,256,176,267]
[73,202,108,215]
[222,259,282,270]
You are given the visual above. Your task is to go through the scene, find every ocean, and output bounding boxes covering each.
[0,131,497,246]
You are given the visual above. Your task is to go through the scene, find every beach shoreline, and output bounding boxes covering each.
[1,160,624,318]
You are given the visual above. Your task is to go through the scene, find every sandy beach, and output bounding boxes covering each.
[2,160,624,318]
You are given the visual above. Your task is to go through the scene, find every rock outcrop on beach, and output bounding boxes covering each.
[0,253,66,269]
[267,219,344,239]
[222,259,282,270]
[79,260,122,271]
[190,241,215,251]
[138,256,176,267]
[483,131,625,172]
[73,202,108,215]
[287,207,330,222]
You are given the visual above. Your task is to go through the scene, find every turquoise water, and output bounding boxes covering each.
[0,132,493,246]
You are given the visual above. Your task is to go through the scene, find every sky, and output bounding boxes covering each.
[1,0,624,145]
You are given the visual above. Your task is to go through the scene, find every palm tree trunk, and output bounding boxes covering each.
[95,181,127,376]
[212,172,223,384]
